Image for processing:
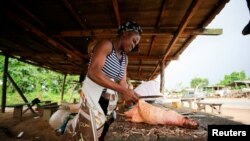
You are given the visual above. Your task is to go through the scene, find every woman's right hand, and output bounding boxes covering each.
[120,89,139,103]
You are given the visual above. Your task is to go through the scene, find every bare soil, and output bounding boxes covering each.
[0,102,249,141]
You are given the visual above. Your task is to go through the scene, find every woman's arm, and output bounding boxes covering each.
[87,40,138,102]
[118,56,128,89]
[118,56,140,101]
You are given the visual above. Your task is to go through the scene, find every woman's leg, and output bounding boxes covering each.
[98,95,114,141]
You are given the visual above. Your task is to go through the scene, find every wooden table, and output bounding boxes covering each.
[181,98,203,109]
[37,103,59,121]
[6,103,32,118]
[196,102,223,114]
[104,104,241,141]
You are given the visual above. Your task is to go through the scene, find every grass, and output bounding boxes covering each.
[0,89,81,106]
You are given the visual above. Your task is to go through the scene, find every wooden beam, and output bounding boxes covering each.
[10,51,175,61]
[128,70,153,74]
[0,52,83,75]
[147,36,156,56]
[188,28,223,35]
[11,0,48,29]
[2,9,84,61]
[6,72,36,114]
[173,36,195,58]
[150,0,202,80]
[138,59,142,80]
[128,64,157,68]
[9,51,89,60]
[156,0,175,27]
[201,0,230,27]
[163,0,202,60]
[63,0,87,29]
[112,0,121,26]
[128,55,176,60]
[160,61,165,94]
[56,28,221,37]
[61,74,67,102]
[9,1,85,61]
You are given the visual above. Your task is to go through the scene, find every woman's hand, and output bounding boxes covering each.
[120,89,139,103]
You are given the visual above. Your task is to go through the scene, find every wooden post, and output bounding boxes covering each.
[160,62,165,94]
[1,56,9,113]
[61,74,67,102]
[6,72,36,114]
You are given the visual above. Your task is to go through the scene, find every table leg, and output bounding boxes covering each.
[218,105,222,114]
[13,105,23,118]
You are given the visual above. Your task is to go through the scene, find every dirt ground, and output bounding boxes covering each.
[0,103,249,141]
[0,109,63,141]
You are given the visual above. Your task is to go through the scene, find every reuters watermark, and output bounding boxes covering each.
[208,125,249,140]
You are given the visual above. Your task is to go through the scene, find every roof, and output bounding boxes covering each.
[0,0,229,81]
[227,80,250,87]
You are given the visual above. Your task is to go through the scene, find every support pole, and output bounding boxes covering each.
[160,62,165,94]
[1,56,9,113]
[6,72,36,114]
[61,74,67,102]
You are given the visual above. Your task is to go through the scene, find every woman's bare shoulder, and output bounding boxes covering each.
[94,39,112,52]
[97,39,112,48]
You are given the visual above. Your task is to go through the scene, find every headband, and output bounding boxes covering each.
[117,21,142,35]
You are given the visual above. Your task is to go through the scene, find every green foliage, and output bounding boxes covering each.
[218,71,246,86]
[190,77,209,89]
[0,55,80,105]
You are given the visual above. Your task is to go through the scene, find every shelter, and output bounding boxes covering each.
[0,0,229,111]
[227,80,250,88]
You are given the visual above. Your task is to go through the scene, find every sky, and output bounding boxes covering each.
[159,0,250,90]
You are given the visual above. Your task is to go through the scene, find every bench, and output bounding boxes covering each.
[23,100,52,113]
[37,102,59,121]
[196,102,223,114]
[180,98,203,109]
[6,103,33,118]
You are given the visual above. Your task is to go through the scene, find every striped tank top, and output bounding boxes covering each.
[102,46,126,81]
[89,45,127,81]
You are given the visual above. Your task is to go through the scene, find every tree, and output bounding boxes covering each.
[0,55,78,95]
[219,71,246,85]
[190,77,209,89]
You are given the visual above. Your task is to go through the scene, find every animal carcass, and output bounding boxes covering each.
[124,100,199,129]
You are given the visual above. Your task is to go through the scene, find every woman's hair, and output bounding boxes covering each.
[117,21,142,35]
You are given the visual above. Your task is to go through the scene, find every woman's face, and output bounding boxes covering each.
[121,32,141,53]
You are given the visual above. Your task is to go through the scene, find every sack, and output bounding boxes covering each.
[49,108,71,130]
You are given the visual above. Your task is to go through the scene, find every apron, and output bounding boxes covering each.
[65,76,118,140]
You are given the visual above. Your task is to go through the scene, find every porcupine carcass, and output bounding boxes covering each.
[124,99,199,129]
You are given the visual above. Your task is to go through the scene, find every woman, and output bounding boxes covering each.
[80,21,142,140]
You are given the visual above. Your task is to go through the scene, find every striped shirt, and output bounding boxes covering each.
[89,45,127,82]
[102,46,126,81]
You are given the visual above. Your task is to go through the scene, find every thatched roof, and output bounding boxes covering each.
[0,0,229,81]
